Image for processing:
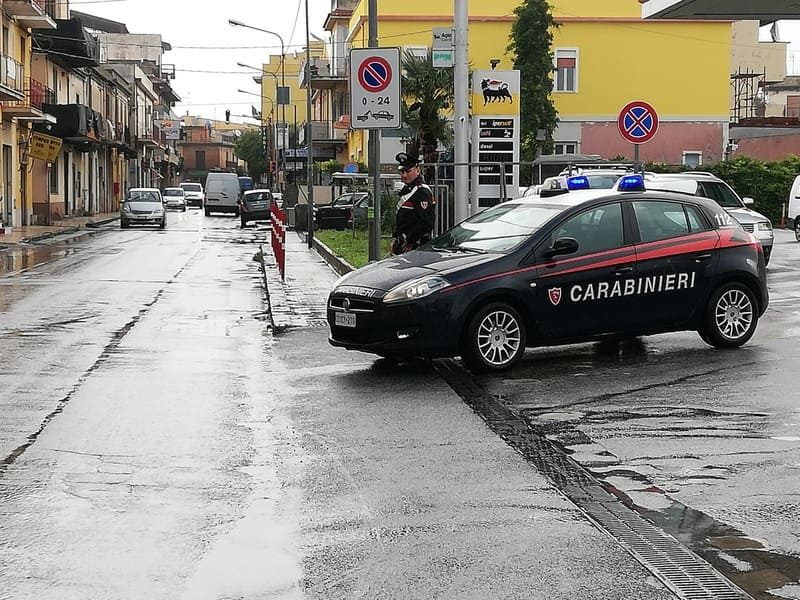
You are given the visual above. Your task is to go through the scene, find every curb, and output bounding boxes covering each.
[18,216,119,244]
[311,236,355,276]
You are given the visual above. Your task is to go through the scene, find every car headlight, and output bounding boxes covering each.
[153,207,164,215]
[383,275,451,304]
[122,204,132,213]
[757,221,772,231]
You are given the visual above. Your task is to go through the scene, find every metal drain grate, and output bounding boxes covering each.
[436,359,752,600]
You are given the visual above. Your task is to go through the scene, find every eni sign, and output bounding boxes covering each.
[471,70,520,117]
[28,132,62,162]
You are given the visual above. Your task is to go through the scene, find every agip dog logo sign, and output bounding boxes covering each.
[472,70,520,116]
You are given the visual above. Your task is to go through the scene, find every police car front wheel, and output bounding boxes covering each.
[701,283,758,348]
[794,217,800,242]
[461,302,526,372]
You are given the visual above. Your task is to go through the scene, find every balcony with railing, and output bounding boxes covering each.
[4,0,57,29]
[0,55,25,102]
[300,56,348,90]
[300,120,346,144]
[2,78,56,118]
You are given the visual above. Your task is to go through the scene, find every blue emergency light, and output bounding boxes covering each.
[617,174,646,192]
[566,175,590,190]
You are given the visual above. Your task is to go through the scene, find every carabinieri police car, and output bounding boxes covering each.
[327,175,769,371]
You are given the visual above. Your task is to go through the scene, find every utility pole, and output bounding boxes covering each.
[368,0,381,262]
[454,0,469,221]
[305,0,314,248]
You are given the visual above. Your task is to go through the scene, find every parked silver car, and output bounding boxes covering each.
[179,182,205,207]
[120,188,166,229]
[647,172,774,264]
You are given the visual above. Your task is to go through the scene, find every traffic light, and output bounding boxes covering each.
[225,109,230,123]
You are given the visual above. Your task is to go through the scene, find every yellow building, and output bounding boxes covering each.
[259,42,325,179]
[334,0,790,167]
[0,2,58,228]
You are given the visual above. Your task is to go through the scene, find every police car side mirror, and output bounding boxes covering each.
[742,197,755,205]
[544,237,579,259]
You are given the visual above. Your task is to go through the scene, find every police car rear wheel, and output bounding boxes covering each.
[462,302,526,372]
[794,217,800,242]
[702,283,757,348]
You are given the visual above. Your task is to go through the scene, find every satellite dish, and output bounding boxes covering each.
[234,129,242,137]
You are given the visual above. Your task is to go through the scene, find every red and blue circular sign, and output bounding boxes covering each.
[357,56,392,93]
[618,101,659,144]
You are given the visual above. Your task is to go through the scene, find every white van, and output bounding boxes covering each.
[204,172,240,216]
[788,175,800,241]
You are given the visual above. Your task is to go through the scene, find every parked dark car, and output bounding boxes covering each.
[314,192,370,230]
[239,189,272,228]
[328,177,768,372]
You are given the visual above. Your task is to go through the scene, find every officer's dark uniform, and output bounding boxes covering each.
[391,154,435,254]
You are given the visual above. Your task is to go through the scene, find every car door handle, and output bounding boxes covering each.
[613,266,633,276]
[694,253,712,262]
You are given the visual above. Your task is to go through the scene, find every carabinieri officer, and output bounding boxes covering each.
[391,152,436,255]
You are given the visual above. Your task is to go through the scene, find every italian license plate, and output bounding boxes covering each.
[335,312,356,328]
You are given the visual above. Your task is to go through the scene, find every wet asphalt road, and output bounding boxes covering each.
[1,211,799,599]
[0,210,674,600]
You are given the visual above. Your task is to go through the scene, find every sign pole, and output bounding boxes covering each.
[634,143,639,163]
[454,0,469,220]
[368,0,381,262]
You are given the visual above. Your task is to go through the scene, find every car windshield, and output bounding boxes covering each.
[431,202,567,253]
[245,192,270,202]
[164,189,184,196]
[127,190,161,202]
[181,184,201,192]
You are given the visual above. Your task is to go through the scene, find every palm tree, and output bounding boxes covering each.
[401,50,454,180]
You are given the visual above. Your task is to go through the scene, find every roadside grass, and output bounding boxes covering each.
[315,229,392,268]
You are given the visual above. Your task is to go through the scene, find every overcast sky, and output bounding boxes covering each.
[76,0,330,123]
[76,1,800,123]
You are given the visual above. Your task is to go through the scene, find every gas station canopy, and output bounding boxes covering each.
[640,0,800,24]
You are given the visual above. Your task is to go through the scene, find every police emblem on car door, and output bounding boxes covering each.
[530,201,638,340]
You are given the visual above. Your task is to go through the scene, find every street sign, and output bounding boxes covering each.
[350,48,401,130]
[617,100,659,144]
[432,27,453,49]
[28,132,62,162]
[471,70,521,209]
[432,49,454,68]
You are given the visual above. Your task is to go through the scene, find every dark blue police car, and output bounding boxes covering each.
[327,175,768,371]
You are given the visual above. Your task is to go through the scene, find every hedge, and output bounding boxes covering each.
[646,155,800,226]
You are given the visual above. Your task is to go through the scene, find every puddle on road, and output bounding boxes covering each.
[555,432,800,600]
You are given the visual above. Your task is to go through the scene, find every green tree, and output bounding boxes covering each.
[234,130,266,181]
[401,50,454,179]
[507,0,559,158]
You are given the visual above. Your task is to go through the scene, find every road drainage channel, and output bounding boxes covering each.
[436,359,800,600]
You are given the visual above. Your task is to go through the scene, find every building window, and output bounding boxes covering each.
[554,142,577,155]
[682,151,702,168]
[49,158,58,193]
[554,49,578,93]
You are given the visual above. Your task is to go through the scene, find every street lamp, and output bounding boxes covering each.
[228,18,288,191]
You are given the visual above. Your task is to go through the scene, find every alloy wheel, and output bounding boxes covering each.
[714,288,754,342]
[476,309,522,367]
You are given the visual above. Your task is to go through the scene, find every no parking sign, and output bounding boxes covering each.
[349,48,401,130]
[618,101,659,144]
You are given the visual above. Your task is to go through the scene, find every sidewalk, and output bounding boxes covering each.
[0,212,120,246]
[260,230,340,330]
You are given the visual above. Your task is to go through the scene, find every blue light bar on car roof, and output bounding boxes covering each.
[566,175,590,190]
[617,174,646,192]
